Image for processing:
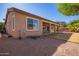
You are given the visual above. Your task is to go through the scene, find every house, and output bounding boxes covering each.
[4,7,58,38]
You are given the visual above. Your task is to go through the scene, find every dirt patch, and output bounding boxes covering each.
[0,36,66,56]
[0,33,79,56]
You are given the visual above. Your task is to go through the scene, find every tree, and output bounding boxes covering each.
[57,4,79,32]
[67,20,79,32]
[57,3,79,16]
[0,22,4,30]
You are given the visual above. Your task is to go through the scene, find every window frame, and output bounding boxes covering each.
[12,14,15,31]
[26,17,39,31]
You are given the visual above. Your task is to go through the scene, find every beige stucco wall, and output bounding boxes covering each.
[5,10,57,38]
[5,11,18,38]
[5,11,43,38]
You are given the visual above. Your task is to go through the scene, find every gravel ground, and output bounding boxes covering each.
[0,36,79,56]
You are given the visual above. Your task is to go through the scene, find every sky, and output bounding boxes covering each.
[0,3,79,23]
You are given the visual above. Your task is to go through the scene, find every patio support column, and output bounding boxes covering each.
[49,24,51,33]
[56,25,59,32]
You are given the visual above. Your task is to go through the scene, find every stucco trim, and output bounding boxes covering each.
[12,14,15,31]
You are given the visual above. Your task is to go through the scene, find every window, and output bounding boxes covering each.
[26,18,38,31]
[12,15,15,31]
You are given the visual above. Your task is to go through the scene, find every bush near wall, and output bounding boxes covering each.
[67,20,79,32]
[0,22,4,31]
